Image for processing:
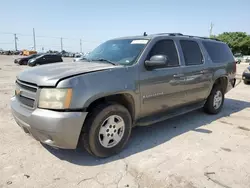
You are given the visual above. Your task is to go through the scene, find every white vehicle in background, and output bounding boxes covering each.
[73,52,90,62]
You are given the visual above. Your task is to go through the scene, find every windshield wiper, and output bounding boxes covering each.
[92,58,117,65]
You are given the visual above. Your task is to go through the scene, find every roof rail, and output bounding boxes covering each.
[182,35,221,41]
[154,33,183,36]
[153,33,221,41]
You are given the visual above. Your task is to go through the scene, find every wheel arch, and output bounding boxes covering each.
[212,76,228,94]
[85,92,137,123]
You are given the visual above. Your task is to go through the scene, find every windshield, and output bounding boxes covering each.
[85,39,148,65]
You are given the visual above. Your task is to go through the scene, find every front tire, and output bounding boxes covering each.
[81,103,132,158]
[204,85,224,114]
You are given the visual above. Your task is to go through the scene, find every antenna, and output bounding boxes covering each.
[143,32,147,36]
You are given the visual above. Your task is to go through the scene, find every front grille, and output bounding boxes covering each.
[18,95,35,108]
[16,79,38,108]
[16,80,37,92]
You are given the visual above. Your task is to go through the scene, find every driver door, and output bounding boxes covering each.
[139,39,186,117]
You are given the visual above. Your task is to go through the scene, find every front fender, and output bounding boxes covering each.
[56,67,140,114]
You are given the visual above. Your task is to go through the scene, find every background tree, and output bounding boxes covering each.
[214,32,250,55]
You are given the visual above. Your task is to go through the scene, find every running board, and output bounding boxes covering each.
[136,101,205,126]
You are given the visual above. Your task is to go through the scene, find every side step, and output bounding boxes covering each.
[136,101,205,126]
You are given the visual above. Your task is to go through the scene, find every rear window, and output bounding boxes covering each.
[202,41,234,63]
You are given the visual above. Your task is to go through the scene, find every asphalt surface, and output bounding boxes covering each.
[0,55,250,188]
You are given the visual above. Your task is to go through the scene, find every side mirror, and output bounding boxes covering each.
[145,55,168,69]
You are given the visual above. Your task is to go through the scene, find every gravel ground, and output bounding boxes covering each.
[0,55,250,188]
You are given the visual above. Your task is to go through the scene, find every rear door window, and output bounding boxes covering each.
[180,40,203,66]
[202,41,234,63]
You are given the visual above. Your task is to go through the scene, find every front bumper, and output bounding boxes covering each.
[11,96,88,149]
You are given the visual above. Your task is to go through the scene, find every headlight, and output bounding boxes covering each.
[38,88,72,109]
[244,69,250,73]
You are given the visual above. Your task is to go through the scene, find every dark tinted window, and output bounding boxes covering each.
[202,41,234,63]
[49,55,60,61]
[180,40,203,65]
[148,40,179,67]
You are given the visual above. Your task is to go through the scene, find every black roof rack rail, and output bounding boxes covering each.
[152,33,221,41]
[182,35,221,41]
[154,33,183,36]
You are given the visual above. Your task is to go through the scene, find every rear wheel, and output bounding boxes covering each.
[81,103,132,158]
[204,85,224,114]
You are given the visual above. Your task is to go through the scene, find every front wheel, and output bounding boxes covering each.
[204,85,224,114]
[81,103,132,158]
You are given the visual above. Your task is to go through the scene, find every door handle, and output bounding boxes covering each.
[173,74,184,78]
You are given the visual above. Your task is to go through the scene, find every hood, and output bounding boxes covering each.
[17,61,118,86]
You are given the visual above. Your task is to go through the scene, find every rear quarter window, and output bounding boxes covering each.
[202,41,234,63]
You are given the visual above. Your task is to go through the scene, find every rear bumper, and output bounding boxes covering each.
[11,96,88,149]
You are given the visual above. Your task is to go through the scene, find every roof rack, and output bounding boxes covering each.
[153,33,220,41]
[155,33,183,36]
[183,35,221,41]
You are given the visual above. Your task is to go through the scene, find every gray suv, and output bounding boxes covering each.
[11,33,236,158]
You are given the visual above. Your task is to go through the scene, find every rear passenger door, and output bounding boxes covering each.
[180,40,212,104]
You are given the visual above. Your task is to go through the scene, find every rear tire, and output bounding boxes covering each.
[81,103,132,158]
[204,85,224,114]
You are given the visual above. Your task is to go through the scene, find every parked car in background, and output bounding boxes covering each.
[242,66,250,84]
[14,54,42,65]
[234,54,242,64]
[11,33,236,158]
[73,55,87,62]
[27,53,63,67]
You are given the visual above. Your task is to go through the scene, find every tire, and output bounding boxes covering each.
[81,103,132,158]
[204,85,224,114]
[244,80,249,85]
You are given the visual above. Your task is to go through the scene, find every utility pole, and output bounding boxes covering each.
[33,28,36,51]
[209,22,214,38]
[14,34,18,51]
[60,37,63,51]
[80,39,82,53]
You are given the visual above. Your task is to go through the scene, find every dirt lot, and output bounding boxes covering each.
[0,55,250,188]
